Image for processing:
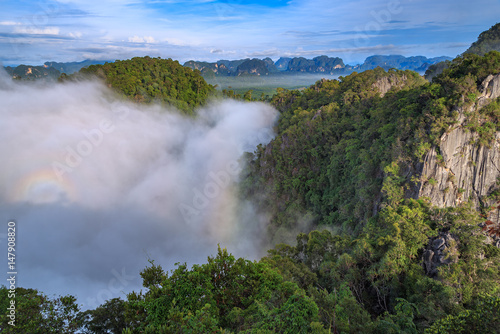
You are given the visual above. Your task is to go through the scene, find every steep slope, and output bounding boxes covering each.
[242,67,429,232]
[243,52,500,239]
[237,51,500,332]
[426,22,500,80]
[464,22,500,56]
[416,55,500,236]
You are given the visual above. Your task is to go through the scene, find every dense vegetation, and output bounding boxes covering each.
[3,23,500,331]
[2,51,499,334]
[2,207,498,333]
[68,56,215,114]
[465,22,500,56]
[243,52,500,234]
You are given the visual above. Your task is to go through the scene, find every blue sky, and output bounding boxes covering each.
[0,0,499,66]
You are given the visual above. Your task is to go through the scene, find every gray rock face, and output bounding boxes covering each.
[417,74,500,225]
[478,74,500,108]
[372,74,408,97]
[418,131,500,219]
[482,74,500,100]
[422,232,458,277]
[417,74,500,275]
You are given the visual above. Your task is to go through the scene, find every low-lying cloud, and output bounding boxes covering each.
[0,70,277,309]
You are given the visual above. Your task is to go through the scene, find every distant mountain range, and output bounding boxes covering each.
[3,60,108,81]
[6,22,500,82]
[184,55,452,77]
[43,60,108,75]
[2,54,452,81]
[4,64,61,81]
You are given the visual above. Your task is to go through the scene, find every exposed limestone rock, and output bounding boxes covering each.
[417,75,500,276]
[482,73,500,100]
[418,131,500,219]
[478,73,500,107]
[418,74,500,227]
[422,232,459,277]
[372,73,408,97]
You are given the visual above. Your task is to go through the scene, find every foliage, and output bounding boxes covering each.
[425,294,500,333]
[121,246,322,333]
[51,200,498,333]
[69,56,215,114]
[242,53,500,236]
[424,60,451,82]
[0,286,81,333]
[78,298,127,334]
[464,22,500,56]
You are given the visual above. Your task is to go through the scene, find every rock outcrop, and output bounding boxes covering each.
[418,131,500,219]
[372,73,408,97]
[416,73,500,260]
[422,232,459,277]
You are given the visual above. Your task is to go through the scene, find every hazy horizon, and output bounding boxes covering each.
[1,0,498,67]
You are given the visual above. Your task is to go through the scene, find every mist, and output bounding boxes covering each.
[206,73,342,90]
[0,69,277,309]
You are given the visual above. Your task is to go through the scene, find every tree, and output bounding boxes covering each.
[79,298,127,334]
[425,295,500,334]
[122,246,323,333]
[0,286,81,333]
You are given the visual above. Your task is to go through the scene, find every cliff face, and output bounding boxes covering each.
[372,73,408,96]
[415,72,500,276]
[417,74,500,227]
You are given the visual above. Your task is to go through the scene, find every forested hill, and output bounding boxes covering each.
[235,52,500,331]
[465,22,500,56]
[425,22,500,80]
[12,52,496,334]
[69,56,215,114]
[2,41,500,334]
[245,52,500,236]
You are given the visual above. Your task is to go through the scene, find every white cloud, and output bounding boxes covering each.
[128,35,156,43]
[0,21,21,26]
[69,31,83,38]
[14,26,60,35]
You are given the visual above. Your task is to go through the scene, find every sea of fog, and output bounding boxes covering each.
[0,69,278,309]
